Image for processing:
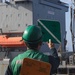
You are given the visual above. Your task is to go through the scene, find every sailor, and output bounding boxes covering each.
[5,25,60,75]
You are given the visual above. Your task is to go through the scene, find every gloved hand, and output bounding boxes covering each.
[47,39,55,49]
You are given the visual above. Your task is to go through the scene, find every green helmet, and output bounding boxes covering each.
[22,25,42,43]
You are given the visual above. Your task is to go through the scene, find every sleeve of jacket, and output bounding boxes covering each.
[5,64,13,75]
[48,48,60,74]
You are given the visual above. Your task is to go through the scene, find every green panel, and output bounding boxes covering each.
[38,20,61,44]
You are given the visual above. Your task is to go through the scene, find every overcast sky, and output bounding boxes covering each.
[60,0,74,52]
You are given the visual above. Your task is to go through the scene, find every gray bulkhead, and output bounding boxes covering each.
[0,0,68,60]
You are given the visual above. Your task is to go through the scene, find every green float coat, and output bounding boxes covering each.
[11,49,49,75]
